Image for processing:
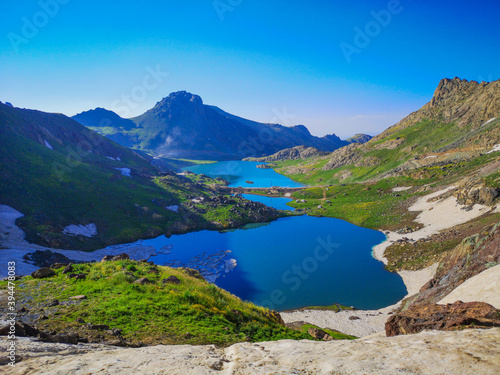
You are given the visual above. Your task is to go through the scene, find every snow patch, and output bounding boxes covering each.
[166,205,179,213]
[487,144,500,154]
[392,186,412,192]
[63,223,97,237]
[44,140,53,150]
[424,155,437,159]
[482,117,497,126]
[115,168,131,177]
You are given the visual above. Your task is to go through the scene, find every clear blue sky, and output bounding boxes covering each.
[1,0,499,138]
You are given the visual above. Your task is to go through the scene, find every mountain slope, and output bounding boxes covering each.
[274,78,500,185]
[0,103,282,250]
[73,91,350,160]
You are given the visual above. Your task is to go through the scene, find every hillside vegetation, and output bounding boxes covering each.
[0,103,282,251]
[0,260,345,346]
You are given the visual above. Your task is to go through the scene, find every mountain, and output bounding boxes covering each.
[0,103,281,250]
[274,78,500,185]
[72,91,351,160]
[246,146,330,162]
[346,133,372,144]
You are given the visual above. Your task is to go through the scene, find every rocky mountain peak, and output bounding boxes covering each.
[430,77,482,108]
[154,91,204,112]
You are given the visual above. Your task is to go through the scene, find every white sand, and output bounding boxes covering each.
[438,264,500,308]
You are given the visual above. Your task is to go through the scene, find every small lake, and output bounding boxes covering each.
[146,161,407,310]
[185,161,303,188]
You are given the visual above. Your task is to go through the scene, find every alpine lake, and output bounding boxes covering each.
[143,161,407,311]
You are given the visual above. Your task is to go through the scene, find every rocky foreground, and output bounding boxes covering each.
[2,328,499,374]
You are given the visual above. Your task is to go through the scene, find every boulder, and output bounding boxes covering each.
[31,267,55,279]
[162,276,181,284]
[385,301,500,337]
[0,322,40,337]
[307,327,333,341]
[68,273,86,280]
[69,295,87,300]
[133,277,152,285]
[112,253,130,261]
[62,264,74,274]
[178,268,204,280]
[479,187,500,205]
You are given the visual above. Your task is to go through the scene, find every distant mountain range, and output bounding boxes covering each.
[72,91,371,160]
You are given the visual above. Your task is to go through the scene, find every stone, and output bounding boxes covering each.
[112,253,130,261]
[385,301,500,337]
[162,276,181,284]
[40,333,79,345]
[69,295,87,300]
[307,327,333,341]
[46,299,60,307]
[133,277,151,285]
[178,267,204,280]
[86,323,110,330]
[31,267,55,278]
[68,273,86,280]
[50,263,69,269]
[101,255,114,262]
[349,316,360,320]
[479,187,499,205]
[62,264,74,274]
[0,322,40,337]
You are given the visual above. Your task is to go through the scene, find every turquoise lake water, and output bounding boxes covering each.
[185,161,303,188]
[146,161,407,310]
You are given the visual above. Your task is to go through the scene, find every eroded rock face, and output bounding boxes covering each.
[403,223,500,308]
[323,144,363,170]
[386,301,500,337]
[2,329,500,374]
[250,146,330,162]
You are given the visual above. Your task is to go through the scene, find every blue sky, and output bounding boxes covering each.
[1,0,499,138]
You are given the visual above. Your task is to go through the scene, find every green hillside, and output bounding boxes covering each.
[0,260,337,346]
[0,103,282,251]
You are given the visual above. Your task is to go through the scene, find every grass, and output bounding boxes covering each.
[296,323,357,340]
[0,260,357,347]
[289,179,421,230]
[0,123,281,250]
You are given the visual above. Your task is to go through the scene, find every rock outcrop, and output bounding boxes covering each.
[385,301,500,337]
[248,145,330,162]
[402,223,500,308]
[3,329,500,374]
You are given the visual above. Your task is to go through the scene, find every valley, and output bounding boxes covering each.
[1,77,500,374]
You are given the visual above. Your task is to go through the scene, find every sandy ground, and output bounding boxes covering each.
[438,264,500,308]
[282,186,499,337]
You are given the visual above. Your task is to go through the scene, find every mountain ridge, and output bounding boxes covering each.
[72,91,370,161]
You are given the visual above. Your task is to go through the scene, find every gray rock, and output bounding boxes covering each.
[31,267,55,279]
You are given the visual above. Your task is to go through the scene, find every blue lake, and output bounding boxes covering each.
[185,161,303,188]
[147,161,407,310]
